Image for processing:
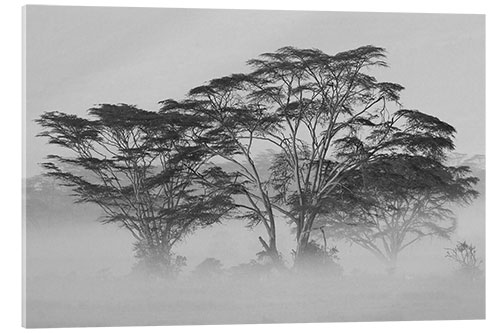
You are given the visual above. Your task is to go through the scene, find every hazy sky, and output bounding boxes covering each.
[25,6,485,177]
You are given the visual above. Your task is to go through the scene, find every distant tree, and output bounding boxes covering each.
[318,156,478,274]
[446,241,483,280]
[228,258,276,280]
[162,45,465,268]
[36,104,234,276]
[193,258,224,278]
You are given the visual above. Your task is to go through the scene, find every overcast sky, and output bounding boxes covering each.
[24,6,485,177]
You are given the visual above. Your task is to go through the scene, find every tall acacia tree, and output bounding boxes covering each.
[316,156,479,273]
[37,104,234,276]
[161,77,285,264]
[163,45,463,268]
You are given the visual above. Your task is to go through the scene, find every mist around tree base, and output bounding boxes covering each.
[24,154,485,328]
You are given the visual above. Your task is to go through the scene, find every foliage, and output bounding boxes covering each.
[446,241,483,280]
[318,156,479,271]
[37,45,480,274]
[193,258,224,278]
[132,250,187,277]
[160,45,473,268]
[37,104,234,276]
[291,240,343,276]
[228,259,273,279]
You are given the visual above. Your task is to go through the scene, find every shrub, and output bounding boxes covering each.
[292,240,343,276]
[193,258,224,278]
[445,241,483,280]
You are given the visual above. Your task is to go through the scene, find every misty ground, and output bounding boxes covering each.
[24,170,485,328]
[24,220,485,328]
[25,270,484,328]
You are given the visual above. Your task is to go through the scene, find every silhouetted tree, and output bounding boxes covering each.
[163,45,465,268]
[193,258,224,279]
[318,156,478,273]
[37,104,234,276]
[161,77,284,265]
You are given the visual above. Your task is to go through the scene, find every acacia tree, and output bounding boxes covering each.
[161,77,285,264]
[163,45,463,268]
[37,104,233,276]
[317,156,478,273]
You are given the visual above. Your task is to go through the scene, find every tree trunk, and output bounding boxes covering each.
[294,210,319,268]
[133,240,175,277]
[258,236,282,267]
[294,230,311,269]
[385,253,398,276]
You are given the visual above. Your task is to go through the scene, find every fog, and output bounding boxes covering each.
[24,198,485,328]
[22,6,486,328]
[25,268,484,328]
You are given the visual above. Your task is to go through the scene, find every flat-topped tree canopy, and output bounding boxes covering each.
[157,45,477,268]
[37,104,235,276]
[317,153,479,272]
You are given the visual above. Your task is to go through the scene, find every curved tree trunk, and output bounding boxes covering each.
[258,235,282,267]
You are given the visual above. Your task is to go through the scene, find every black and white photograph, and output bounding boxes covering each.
[20,3,487,329]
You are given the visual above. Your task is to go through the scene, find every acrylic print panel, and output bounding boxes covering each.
[22,5,485,328]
